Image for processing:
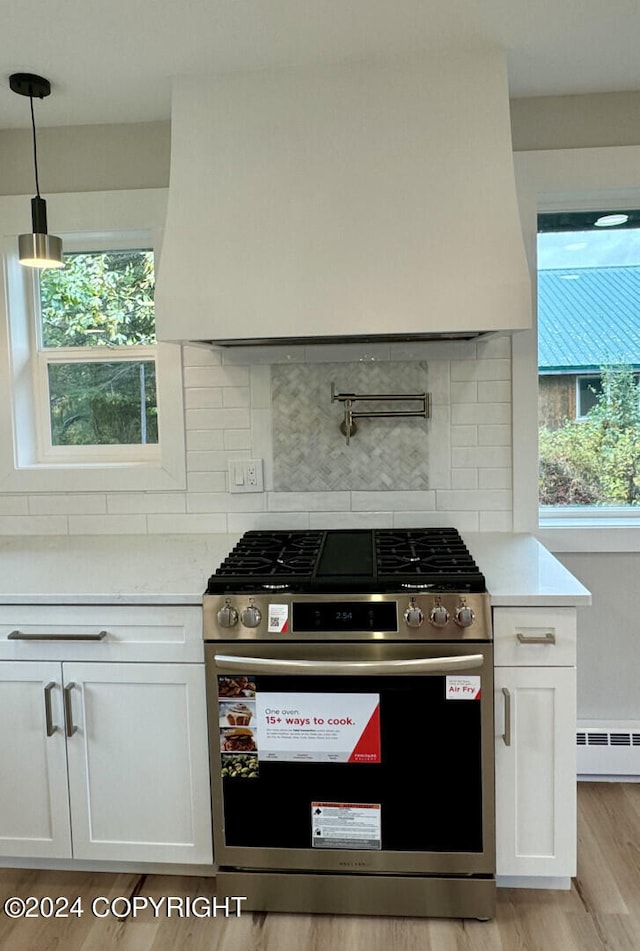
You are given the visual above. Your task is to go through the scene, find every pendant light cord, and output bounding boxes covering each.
[29,94,41,198]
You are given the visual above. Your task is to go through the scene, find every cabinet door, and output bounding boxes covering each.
[0,662,71,858]
[64,662,213,864]
[494,665,576,878]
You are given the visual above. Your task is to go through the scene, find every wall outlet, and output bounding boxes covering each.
[228,459,264,493]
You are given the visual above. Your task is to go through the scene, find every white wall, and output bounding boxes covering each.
[559,552,640,721]
[0,334,514,535]
[510,91,640,152]
[0,122,170,195]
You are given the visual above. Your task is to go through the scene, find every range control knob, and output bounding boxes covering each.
[455,603,476,628]
[429,602,450,628]
[217,601,239,628]
[240,602,262,629]
[403,600,425,629]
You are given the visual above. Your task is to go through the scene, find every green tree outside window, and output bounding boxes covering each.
[39,250,158,446]
[539,364,640,505]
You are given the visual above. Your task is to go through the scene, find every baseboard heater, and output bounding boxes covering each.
[577,721,640,778]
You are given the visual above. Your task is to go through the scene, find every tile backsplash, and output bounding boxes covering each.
[0,336,513,535]
[272,362,431,491]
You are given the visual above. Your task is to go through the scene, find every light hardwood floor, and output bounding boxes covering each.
[0,783,638,951]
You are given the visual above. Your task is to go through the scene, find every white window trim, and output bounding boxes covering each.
[0,188,186,492]
[513,145,640,552]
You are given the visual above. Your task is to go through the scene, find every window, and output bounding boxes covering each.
[0,189,185,492]
[576,375,603,419]
[538,209,640,509]
[35,246,158,458]
[510,146,640,545]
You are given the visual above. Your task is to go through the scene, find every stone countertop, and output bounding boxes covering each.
[464,533,591,606]
[0,532,591,607]
[0,534,239,605]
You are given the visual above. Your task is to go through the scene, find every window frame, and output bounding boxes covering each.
[0,189,186,493]
[34,344,160,463]
[575,374,602,420]
[513,146,640,551]
[32,236,159,464]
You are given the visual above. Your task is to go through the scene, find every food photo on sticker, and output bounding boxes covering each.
[220,727,257,752]
[218,676,256,698]
[221,701,255,726]
[221,753,259,779]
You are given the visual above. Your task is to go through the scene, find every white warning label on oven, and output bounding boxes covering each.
[311,802,381,850]
[268,603,289,633]
[445,676,481,700]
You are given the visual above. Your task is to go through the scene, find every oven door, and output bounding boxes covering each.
[206,641,494,876]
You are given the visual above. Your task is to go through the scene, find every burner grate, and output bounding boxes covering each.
[230,531,324,554]
[215,555,318,577]
[207,528,486,594]
[214,531,324,580]
[375,529,479,578]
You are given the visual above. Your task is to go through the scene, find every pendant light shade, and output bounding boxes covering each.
[9,73,64,269]
[18,197,63,268]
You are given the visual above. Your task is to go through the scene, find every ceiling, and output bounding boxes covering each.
[2,0,640,130]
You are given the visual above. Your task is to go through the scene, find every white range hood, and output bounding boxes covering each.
[155,50,531,347]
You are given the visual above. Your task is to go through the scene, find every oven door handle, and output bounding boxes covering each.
[213,653,485,675]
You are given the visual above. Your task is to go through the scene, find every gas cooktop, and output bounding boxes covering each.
[206,528,486,595]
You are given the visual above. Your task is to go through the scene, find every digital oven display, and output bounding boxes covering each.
[292,601,398,633]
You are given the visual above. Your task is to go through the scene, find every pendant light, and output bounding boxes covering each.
[9,72,63,269]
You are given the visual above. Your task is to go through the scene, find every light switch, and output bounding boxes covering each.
[228,459,264,493]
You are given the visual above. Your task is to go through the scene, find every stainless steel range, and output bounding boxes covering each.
[203,528,494,919]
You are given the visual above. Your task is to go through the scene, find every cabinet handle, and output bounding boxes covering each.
[8,630,108,642]
[502,687,512,747]
[43,681,58,737]
[64,683,77,737]
[516,630,556,645]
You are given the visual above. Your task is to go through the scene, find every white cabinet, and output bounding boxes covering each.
[493,607,577,884]
[0,604,204,663]
[0,662,71,858]
[494,665,576,878]
[0,606,213,867]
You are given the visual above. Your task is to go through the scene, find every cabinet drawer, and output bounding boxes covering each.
[0,604,203,663]
[493,607,576,667]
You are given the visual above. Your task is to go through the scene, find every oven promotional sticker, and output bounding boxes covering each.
[311,802,381,850]
[218,675,259,778]
[255,692,381,763]
[445,676,481,700]
[267,603,289,633]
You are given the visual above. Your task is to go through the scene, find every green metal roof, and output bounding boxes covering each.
[538,266,640,372]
